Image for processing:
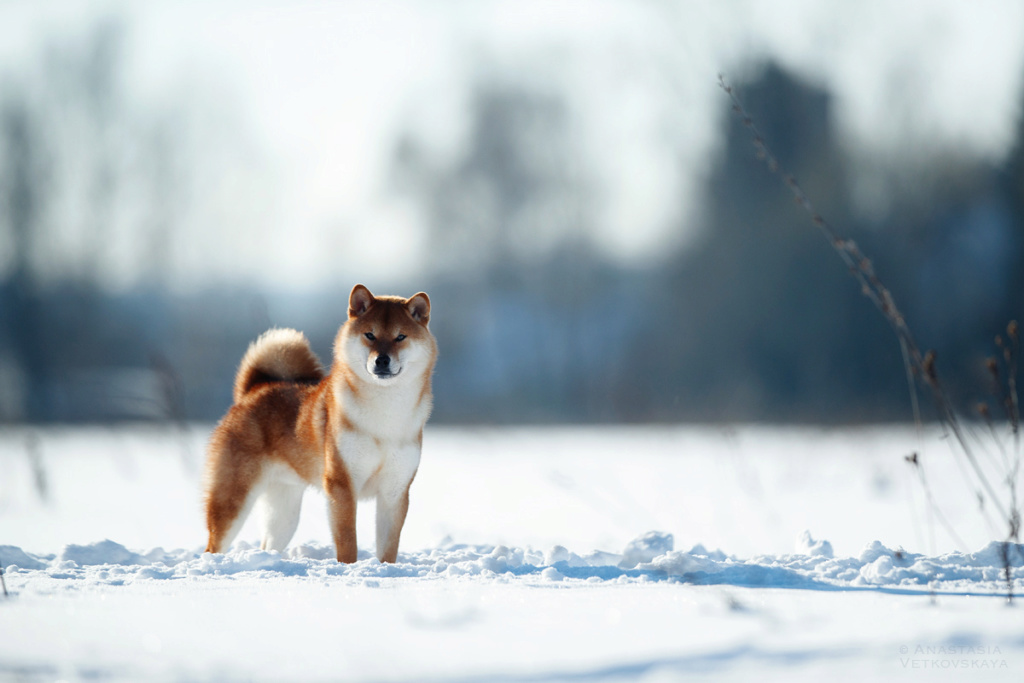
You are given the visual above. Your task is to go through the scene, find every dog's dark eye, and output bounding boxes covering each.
[395,334,406,342]
[364,332,376,341]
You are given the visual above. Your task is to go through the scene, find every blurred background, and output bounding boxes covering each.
[1,0,1023,426]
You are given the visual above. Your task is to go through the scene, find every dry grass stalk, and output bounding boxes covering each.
[719,74,1022,600]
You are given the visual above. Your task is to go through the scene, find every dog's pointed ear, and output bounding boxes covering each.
[406,292,430,325]
[349,284,375,318]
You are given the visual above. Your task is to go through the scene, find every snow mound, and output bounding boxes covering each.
[61,540,146,566]
[4,534,1022,596]
[619,531,674,568]
[796,530,834,558]
[0,545,49,570]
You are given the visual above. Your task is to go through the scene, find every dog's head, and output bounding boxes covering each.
[339,284,436,386]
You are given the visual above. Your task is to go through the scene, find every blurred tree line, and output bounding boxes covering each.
[1,25,1022,424]
[400,62,1024,424]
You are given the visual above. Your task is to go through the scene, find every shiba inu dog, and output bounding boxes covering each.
[203,284,436,563]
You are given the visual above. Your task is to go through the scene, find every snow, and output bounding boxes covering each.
[5,536,1020,595]
[1,425,1022,681]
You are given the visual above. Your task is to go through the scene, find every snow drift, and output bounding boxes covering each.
[4,533,1021,596]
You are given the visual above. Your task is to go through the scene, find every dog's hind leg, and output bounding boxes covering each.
[205,481,261,554]
[215,487,260,553]
[259,479,304,552]
[204,441,264,554]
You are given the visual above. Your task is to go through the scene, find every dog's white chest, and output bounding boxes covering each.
[338,433,420,501]
[334,383,427,501]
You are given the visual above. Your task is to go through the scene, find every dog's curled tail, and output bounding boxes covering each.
[233,328,324,403]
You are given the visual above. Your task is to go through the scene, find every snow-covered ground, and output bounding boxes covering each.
[1,424,1021,681]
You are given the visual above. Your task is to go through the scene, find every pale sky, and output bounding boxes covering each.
[2,0,1023,291]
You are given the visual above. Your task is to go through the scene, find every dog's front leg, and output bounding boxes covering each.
[325,455,358,563]
[375,484,410,563]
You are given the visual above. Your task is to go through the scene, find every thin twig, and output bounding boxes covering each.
[905,452,968,551]
[718,74,1009,526]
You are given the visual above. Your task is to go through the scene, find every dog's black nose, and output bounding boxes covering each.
[375,354,390,369]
